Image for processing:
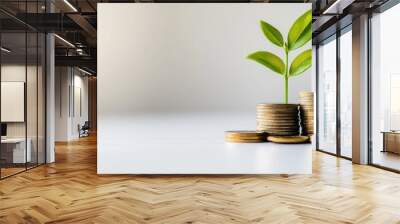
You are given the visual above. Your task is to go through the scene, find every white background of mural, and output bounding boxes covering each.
[98,3,312,174]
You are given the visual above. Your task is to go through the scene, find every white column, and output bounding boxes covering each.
[46,32,56,163]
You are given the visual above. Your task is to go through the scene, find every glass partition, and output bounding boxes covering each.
[317,36,337,154]
[339,28,352,158]
[0,31,28,177]
[0,2,46,179]
[370,3,400,171]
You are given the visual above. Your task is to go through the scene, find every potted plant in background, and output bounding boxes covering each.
[247,10,312,136]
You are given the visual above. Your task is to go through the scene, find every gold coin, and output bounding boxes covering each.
[299,101,313,104]
[225,130,265,135]
[224,131,267,142]
[257,113,298,116]
[257,115,299,119]
[225,139,265,143]
[264,132,300,136]
[257,121,299,124]
[258,124,299,127]
[299,91,314,95]
[225,131,266,141]
[257,103,299,107]
[267,135,310,143]
[259,127,299,130]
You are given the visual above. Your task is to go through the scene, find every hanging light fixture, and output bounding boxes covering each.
[63,0,78,12]
[1,47,11,53]
[54,34,75,48]
[78,67,94,76]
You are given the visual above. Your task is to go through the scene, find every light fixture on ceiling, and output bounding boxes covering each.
[54,34,75,48]
[78,67,93,76]
[1,47,11,53]
[322,0,354,15]
[323,0,342,14]
[76,49,83,55]
[63,0,78,12]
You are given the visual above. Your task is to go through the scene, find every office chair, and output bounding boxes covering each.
[79,121,90,138]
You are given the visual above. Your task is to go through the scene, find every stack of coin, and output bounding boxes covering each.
[299,91,314,135]
[224,131,267,143]
[256,104,300,136]
[267,135,310,144]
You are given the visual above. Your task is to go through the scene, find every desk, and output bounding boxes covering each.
[382,131,400,154]
[1,138,31,163]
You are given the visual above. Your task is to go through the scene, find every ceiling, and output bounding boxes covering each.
[0,0,394,74]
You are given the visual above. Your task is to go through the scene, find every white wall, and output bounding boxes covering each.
[98,4,312,174]
[72,73,89,138]
[55,67,70,141]
[55,67,89,141]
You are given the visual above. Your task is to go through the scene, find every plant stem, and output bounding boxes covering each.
[284,76,288,104]
[284,45,289,104]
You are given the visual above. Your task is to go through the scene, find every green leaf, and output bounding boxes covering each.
[289,49,312,77]
[247,51,285,75]
[260,20,284,48]
[287,10,312,51]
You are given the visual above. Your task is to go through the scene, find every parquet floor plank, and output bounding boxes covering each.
[1,135,400,223]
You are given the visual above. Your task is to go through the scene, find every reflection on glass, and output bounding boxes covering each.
[318,37,337,154]
[340,29,352,158]
[0,1,47,179]
[371,4,400,171]
[390,75,400,130]
[1,32,28,177]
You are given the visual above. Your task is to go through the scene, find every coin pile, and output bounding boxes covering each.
[299,91,314,135]
[224,131,267,143]
[256,104,300,136]
[267,135,310,144]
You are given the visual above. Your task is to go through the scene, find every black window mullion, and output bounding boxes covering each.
[336,29,341,157]
[24,0,28,171]
[367,11,373,165]
[315,45,320,151]
[0,26,2,179]
[36,0,39,168]
[44,4,47,164]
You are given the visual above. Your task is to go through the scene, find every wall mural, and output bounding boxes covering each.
[98,4,313,174]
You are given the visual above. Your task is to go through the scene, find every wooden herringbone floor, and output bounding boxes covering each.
[1,135,400,224]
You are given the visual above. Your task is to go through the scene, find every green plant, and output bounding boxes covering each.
[247,9,312,104]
